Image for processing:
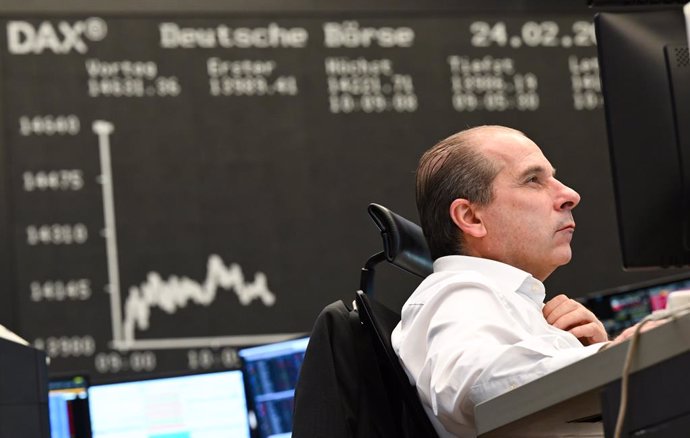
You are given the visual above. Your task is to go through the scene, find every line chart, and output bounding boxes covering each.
[122,255,276,344]
[93,120,298,351]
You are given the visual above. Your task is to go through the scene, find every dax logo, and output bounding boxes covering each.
[7,17,108,55]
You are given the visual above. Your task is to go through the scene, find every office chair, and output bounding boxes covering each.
[356,203,438,437]
[359,203,432,296]
[292,203,437,438]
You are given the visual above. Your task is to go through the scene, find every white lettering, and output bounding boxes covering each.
[85,58,158,78]
[159,22,308,49]
[6,19,104,55]
[324,57,393,76]
[7,21,34,54]
[323,21,414,48]
[206,58,276,77]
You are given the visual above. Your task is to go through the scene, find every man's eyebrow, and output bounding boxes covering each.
[519,165,556,178]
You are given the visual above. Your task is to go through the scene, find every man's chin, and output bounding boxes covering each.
[555,248,573,266]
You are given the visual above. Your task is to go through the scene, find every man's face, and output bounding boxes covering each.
[473,132,581,280]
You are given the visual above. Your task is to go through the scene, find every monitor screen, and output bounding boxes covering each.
[48,375,91,438]
[596,8,690,268]
[238,337,309,438]
[88,370,251,438]
[580,273,690,337]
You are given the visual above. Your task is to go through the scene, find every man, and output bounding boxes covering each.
[391,125,633,438]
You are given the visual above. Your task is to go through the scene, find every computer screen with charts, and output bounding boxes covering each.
[239,337,309,438]
[48,375,92,438]
[581,273,690,337]
[88,370,251,438]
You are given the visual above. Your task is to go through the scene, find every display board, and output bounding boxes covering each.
[0,3,681,382]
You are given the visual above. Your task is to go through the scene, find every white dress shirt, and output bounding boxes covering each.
[391,255,604,438]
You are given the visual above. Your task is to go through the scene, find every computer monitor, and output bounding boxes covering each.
[88,370,251,438]
[596,7,690,268]
[580,272,690,337]
[238,337,309,438]
[48,375,91,438]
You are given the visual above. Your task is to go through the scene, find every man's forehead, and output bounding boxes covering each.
[476,131,553,173]
[477,130,528,153]
[472,127,520,147]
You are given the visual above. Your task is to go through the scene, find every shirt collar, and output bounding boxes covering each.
[432,255,546,306]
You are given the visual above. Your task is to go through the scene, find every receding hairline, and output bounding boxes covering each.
[460,125,528,149]
[459,125,526,138]
[423,125,527,178]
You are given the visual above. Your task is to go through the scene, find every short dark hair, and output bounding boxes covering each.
[416,126,524,260]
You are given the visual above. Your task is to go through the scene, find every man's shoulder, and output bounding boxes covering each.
[407,267,498,308]
[430,255,533,296]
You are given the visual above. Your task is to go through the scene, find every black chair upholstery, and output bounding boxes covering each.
[355,290,439,437]
[293,203,437,437]
[360,203,432,295]
[292,300,405,438]
[367,203,432,278]
[356,203,438,437]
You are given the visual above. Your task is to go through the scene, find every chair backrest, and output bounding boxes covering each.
[359,204,438,436]
[355,290,439,437]
[367,203,432,278]
[293,300,406,438]
[294,204,437,437]
[360,203,433,296]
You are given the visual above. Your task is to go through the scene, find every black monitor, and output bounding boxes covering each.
[238,337,309,438]
[48,375,91,438]
[0,339,49,438]
[596,7,690,268]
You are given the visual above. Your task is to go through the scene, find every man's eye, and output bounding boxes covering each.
[527,176,539,183]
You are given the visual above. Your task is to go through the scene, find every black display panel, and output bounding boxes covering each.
[596,8,690,268]
[0,8,682,382]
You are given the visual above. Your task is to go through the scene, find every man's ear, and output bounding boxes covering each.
[449,198,487,238]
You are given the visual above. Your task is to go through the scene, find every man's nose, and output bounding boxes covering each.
[555,180,581,210]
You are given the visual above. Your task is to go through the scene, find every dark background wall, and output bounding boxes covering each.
[0,0,684,382]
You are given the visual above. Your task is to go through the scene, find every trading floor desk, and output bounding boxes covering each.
[475,312,690,437]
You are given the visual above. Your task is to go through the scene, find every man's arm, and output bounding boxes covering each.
[542,294,608,345]
[601,319,668,349]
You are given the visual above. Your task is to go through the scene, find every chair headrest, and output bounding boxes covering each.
[367,203,433,278]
